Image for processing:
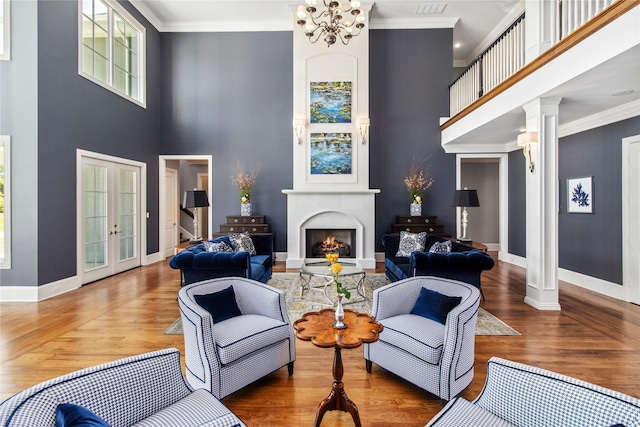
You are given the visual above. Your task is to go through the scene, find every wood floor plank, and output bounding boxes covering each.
[1,255,639,426]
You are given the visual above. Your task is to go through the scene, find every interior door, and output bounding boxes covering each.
[165,168,179,257]
[80,157,141,284]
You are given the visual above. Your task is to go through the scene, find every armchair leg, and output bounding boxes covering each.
[365,359,372,373]
[288,361,294,376]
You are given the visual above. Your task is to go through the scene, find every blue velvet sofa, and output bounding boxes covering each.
[425,356,640,426]
[382,233,494,290]
[0,348,246,427]
[170,234,273,285]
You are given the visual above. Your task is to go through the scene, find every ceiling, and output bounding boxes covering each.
[128,0,522,65]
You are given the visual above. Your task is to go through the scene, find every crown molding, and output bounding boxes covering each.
[369,16,458,30]
[558,99,640,138]
[128,0,162,31]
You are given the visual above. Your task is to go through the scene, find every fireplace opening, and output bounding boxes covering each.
[306,229,356,258]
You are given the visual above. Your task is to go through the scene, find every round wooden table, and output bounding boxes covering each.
[293,308,383,427]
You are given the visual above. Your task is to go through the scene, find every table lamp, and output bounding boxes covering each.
[453,188,479,243]
[183,189,209,243]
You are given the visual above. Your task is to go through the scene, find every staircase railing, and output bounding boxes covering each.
[449,0,617,117]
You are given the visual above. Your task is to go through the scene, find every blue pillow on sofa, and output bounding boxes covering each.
[410,287,462,325]
[55,403,110,427]
[195,285,242,323]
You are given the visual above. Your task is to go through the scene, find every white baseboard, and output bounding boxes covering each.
[502,253,526,268]
[558,268,625,301]
[144,252,163,265]
[524,296,562,310]
[503,254,626,301]
[0,275,80,302]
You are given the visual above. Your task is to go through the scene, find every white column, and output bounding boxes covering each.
[524,0,558,63]
[522,97,562,310]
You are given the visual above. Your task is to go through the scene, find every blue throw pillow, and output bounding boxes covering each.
[194,285,242,323]
[410,287,462,325]
[55,403,110,427]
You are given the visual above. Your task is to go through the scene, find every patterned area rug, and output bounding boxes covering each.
[165,272,519,336]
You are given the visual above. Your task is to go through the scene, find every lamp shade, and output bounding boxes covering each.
[183,190,210,208]
[453,189,479,207]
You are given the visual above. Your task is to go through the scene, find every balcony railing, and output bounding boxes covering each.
[449,0,616,117]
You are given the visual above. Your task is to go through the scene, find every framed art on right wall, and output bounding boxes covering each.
[567,176,594,213]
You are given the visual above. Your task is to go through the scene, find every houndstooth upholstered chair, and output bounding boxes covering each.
[364,276,481,401]
[178,277,296,400]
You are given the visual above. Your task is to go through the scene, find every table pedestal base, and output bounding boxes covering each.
[314,348,361,427]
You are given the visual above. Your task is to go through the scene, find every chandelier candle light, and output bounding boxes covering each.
[296,0,366,47]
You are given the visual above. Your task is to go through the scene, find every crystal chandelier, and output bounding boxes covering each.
[296,0,366,47]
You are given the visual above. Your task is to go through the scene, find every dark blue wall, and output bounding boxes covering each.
[558,116,640,284]
[37,0,161,285]
[370,29,455,250]
[508,150,526,257]
[508,116,640,284]
[159,32,294,251]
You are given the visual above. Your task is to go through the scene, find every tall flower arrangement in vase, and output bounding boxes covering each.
[404,158,434,216]
[327,254,349,329]
[232,164,258,216]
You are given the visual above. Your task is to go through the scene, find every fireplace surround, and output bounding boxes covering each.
[282,190,379,268]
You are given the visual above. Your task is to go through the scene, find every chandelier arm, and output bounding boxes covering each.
[308,28,326,44]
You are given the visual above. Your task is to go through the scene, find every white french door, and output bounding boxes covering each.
[80,156,141,284]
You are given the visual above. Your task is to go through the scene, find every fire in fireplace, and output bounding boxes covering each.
[306,229,356,258]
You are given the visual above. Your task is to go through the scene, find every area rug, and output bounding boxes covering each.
[165,273,519,336]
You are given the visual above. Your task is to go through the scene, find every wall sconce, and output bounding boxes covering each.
[358,118,370,144]
[517,131,538,173]
[292,119,305,144]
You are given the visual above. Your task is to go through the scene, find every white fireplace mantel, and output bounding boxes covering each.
[282,189,380,269]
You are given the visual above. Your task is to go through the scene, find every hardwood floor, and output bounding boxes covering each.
[1,256,639,426]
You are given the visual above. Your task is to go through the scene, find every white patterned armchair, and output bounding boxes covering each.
[426,357,640,426]
[364,276,481,400]
[178,277,296,399]
[0,348,245,427]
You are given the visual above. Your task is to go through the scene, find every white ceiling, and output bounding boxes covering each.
[128,0,522,65]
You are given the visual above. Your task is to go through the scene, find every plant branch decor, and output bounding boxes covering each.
[567,176,593,213]
[232,164,258,205]
[404,158,434,205]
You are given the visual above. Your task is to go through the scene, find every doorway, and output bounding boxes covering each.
[77,151,144,284]
[456,154,508,257]
[159,155,212,259]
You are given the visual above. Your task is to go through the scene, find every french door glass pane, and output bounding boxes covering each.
[118,169,136,261]
[84,165,108,272]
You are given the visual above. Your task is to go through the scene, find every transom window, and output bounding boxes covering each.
[78,0,146,107]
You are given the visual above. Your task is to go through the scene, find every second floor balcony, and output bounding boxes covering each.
[441,0,640,153]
